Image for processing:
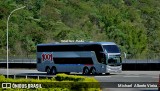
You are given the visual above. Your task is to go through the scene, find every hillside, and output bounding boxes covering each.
[0,0,160,59]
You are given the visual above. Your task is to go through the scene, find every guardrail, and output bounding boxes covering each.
[0,59,160,63]
[0,59,36,63]
[122,59,160,63]
[0,59,160,70]
[0,59,160,64]
[0,59,36,68]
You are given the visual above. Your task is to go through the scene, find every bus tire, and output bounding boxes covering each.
[90,67,97,75]
[83,67,89,75]
[105,73,110,75]
[51,67,57,75]
[46,66,51,75]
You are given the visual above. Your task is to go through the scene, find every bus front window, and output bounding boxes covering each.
[103,45,121,66]
[107,57,121,66]
[103,45,120,53]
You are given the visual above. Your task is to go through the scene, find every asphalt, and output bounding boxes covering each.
[0,68,159,91]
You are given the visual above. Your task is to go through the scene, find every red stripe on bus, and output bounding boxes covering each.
[85,64,93,66]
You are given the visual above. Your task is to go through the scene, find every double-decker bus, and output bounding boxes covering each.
[36,42,122,75]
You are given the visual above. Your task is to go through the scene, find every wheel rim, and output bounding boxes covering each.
[84,68,89,74]
[52,68,55,74]
[92,68,96,74]
[47,68,50,74]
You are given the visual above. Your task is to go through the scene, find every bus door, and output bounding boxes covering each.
[100,53,106,73]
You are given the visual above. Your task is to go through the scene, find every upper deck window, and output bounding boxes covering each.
[37,44,103,52]
[103,45,120,53]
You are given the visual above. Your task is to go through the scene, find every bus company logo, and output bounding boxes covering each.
[41,53,53,61]
[2,83,11,88]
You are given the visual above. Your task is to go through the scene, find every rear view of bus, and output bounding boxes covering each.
[102,42,122,73]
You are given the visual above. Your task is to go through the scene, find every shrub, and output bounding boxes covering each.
[55,73,85,81]
[0,74,101,91]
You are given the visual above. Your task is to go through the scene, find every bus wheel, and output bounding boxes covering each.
[51,67,57,75]
[46,67,51,75]
[105,73,110,75]
[90,67,96,75]
[83,67,89,75]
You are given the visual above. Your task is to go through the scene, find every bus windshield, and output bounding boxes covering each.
[108,57,121,66]
[103,45,120,53]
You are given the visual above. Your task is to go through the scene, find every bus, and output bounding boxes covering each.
[36,42,122,75]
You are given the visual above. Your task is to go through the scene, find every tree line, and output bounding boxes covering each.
[0,0,160,59]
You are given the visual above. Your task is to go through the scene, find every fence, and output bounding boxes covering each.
[0,58,160,70]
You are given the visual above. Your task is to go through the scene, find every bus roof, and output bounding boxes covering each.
[37,42,116,46]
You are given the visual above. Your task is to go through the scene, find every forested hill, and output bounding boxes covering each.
[0,0,160,59]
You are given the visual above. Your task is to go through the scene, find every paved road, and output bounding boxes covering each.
[0,69,159,82]
[95,71,159,82]
[0,68,159,91]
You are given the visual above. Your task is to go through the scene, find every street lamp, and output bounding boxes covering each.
[7,6,26,78]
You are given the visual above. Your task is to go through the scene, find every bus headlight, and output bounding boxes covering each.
[119,67,122,70]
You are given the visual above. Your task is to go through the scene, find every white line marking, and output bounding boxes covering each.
[152,77,159,79]
[95,76,111,78]
[123,76,140,77]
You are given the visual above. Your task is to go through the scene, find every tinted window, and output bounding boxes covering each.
[37,44,103,52]
[103,45,120,53]
[53,57,93,64]
[37,44,104,63]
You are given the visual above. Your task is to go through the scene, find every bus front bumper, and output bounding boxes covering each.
[106,65,122,73]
